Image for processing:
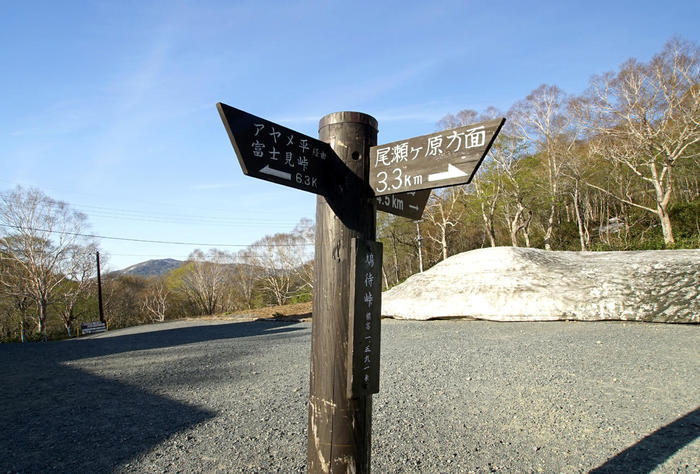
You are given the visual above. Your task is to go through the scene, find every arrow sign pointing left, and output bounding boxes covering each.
[376,189,430,220]
[217,103,335,195]
[259,165,292,181]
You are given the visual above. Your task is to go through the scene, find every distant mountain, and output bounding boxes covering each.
[112,259,184,277]
[110,259,281,279]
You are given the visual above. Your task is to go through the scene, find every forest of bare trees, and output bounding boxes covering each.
[1,38,697,342]
[379,38,699,287]
[0,186,315,341]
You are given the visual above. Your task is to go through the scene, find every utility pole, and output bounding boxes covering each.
[308,112,378,473]
[96,251,105,325]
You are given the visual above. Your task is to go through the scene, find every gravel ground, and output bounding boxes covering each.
[1,319,698,473]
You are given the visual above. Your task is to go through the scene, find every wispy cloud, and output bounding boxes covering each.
[8,99,97,138]
[188,182,237,191]
[374,109,445,123]
[275,115,320,125]
[313,57,443,112]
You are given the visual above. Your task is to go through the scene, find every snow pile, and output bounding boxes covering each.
[382,247,699,323]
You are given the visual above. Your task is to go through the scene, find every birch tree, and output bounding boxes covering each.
[141,277,169,322]
[0,254,32,342]
[232,248,261,310]
[574,38,699,244]
[439,108,503,249]
[0,187,96,340]
[510,85,577,250]
[181,249,231,315]
[56,243,97,336]
[249,233,297,306]
[423,187,465,261]
[288,218,315,291]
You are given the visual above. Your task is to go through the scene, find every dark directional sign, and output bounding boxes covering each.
[81,321,106,335]
[369,118,505,196]
[217,103,335,195]
[347,238,382,398]
[376,189,430,220]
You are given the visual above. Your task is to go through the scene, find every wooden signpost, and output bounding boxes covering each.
[369,118,505,195]
[217,102,504,473]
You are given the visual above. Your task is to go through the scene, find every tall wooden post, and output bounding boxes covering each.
[308,112,378,473]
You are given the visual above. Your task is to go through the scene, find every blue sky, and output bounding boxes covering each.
[1,0,698,271]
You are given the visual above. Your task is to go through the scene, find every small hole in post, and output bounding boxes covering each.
[351,151,360,161]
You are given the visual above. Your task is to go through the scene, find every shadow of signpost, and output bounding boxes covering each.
[0,364,215,472]
[0,320,304,472]
[591,406,700,473]
[69,319,303,359]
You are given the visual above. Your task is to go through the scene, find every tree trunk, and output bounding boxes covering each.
[508,204,524,247]
[574,186,587,251]
[544,203,556,250]
[391,233,400,283]
[523,226,531,247]
[441,228,448,261]
[650,162,675,245]
[658,206,675,245]
[415,222,424,273]
[481,201,496,247]
[39,298,48,341]
[522,210,533,247]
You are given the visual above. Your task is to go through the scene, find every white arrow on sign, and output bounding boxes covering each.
[409,205,420,211]
[427,163,468,182]
[260,165,291,181]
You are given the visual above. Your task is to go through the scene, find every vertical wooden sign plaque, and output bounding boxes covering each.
[348,237,383,398]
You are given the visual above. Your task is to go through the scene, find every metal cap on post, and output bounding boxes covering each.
[309,111,378,473]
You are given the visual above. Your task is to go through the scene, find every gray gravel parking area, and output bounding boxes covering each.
[1,319,698,473]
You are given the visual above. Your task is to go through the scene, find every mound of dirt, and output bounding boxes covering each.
[227,302,312,321]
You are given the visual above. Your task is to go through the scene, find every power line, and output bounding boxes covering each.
[2,183,307,227]
[77,211,299,228]
[73,203,301,227]
[0,223,312,247]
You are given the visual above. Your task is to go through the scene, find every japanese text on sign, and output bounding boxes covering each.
[368,118,506,196]
[375,189,430,220]
[217,103,336,196]
[373,126,486,168]
[348,238,382,398]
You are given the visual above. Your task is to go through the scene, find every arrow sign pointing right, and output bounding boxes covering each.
[369,117,505,195]
[428,163,468,182]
